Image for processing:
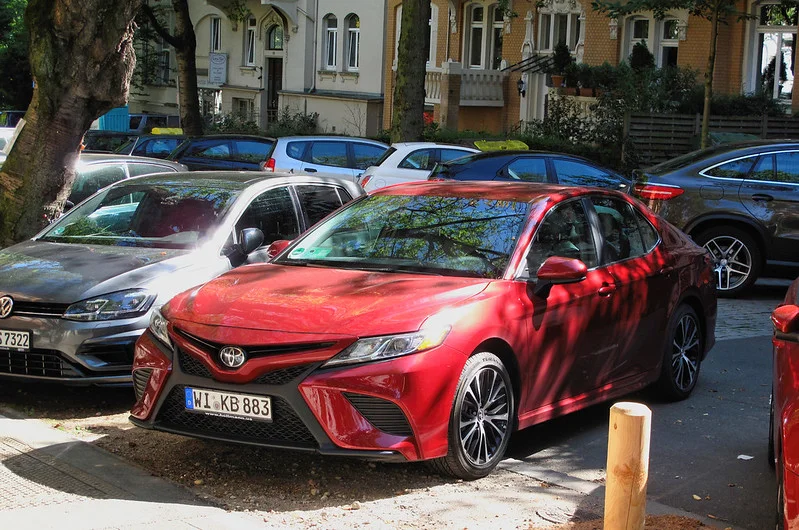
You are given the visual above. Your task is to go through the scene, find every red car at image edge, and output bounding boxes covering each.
[771,278,799,529]
[130,181,717,479]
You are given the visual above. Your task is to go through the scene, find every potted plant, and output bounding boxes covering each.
[577,63,594,97]
[549,41,573,88]
[563,62,580,95]
[592,62,616,97]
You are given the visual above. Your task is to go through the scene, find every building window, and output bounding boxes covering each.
[463,2,505,70]
[394,6,438,68]
[158,49,170,84]
[753,2,797,103]
[267,25,284,51]
[244,16,256,66]
[210,16,222,52]
[538,9,582,52]
[659,18,679,67]
[324,15,338,69]
[490,6,504,69]
[233,97,255,120]
[347,15,360,70]
[468,6,484,68]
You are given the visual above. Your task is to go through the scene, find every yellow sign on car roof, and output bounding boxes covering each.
[150,128,184,135]
[474,140,529,152]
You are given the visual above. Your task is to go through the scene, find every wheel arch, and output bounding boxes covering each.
[685,215,769,265]
[472,338,520,428]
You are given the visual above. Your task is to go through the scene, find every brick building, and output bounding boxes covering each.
[383,0,799,135]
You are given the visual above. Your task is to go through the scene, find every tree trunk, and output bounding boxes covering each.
[0,0,142,246]
[391,0,431,143]
[700,3,720,150]
[170,0,202,136]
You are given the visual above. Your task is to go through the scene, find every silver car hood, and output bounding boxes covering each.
[0,240,200,304]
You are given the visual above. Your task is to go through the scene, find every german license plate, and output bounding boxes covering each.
[0,330,30,351]
[184,387,272,422]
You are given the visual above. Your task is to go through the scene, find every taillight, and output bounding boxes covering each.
[360,175,372,187]
[633,183,684,200]
[260,158,276,171]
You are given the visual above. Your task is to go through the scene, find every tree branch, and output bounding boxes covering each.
[140,4,182,48]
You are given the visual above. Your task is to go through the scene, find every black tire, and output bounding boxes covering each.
[776,446,786,530]
[657,304,703,401]
[429,352,514,480]
[769,391,776,469]
[693,225,762,298]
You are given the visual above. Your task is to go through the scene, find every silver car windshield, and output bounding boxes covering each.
[276,194,529,278]
[40,180,241,249]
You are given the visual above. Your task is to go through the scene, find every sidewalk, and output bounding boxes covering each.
[0,412,739,530]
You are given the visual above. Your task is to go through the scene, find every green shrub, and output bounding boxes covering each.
[204,107,319,137]
[630,41,655,72]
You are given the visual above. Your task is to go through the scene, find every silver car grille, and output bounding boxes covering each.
[10,301,69,318]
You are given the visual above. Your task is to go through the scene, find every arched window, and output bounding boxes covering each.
[537,1,583,52]
[267,24,283,51]
[346,15,360,70]
[244,16,256,66]
[324,15,338,69]
[659,18,680,67]
[463,2,504,70]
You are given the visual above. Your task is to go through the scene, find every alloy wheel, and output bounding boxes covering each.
[671,313,701,393]
[702,235,753,292]
[458,366,510,466]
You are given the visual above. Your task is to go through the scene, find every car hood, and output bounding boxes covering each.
[0,240,195,303]
[166,264,491,337]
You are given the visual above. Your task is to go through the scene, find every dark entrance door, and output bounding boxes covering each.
[266,58,283,123]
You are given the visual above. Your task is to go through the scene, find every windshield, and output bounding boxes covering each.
[275,194,530,278]
[374,146,397,166]
[40,179,241,249]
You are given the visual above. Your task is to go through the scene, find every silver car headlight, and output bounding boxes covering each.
[148,308,172,348]
[64,289,155,321]
[323,326,450,368]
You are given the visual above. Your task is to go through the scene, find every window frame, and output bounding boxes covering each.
[346,14,361,71]
[210,16,222,53]
[324,15,338,70]
[244,16,257,66]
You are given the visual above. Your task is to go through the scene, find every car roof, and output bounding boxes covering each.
[120,171,361,190]
[440,149,600,164]
[182,134,277,141]
[276,135,388,145]
[372,180,604,203]
[77,153,185,165]
[645,140,799,174]
[390,142,476,149]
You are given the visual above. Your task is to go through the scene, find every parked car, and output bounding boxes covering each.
[428,151,631,192]
[114,134,187,160]
[83,130,139,153]
[264,135,389,181]
[0,110,25,128]
[359,142,478,191]
[168,135,276,171]
[130,181,716,479]
[67,154,187,206]
[0,172,363,385]
[770,277,799,529]
[633,141,799,296]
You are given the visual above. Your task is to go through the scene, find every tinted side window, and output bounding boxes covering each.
[233,140,273,163]
[133,138,182,158]
[337,188,353,203]
[70,164,128,204]
[352,143,387,170]
[186,140,231,159]
[440,149,472,163]
[704,157,755,179]
[286,141,310,161]
[553,160,620,189]
[235,187,300,244]
[309,142,348,167]
[590,197,651,264]
[774,152,799,184]
[295,185,344,227]
[399,149,436,170]
[635,209,659,252]
[127,163,179,177]
[749,155,775,181]
[527,200,597,275]
[505,158,548,183]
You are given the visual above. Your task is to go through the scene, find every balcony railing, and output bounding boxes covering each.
[423,66,505,107]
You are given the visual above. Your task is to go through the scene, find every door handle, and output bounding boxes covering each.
[659,266,674,276]
[598,284,616,296]
[751,193,774,202]
[304,168,318,173]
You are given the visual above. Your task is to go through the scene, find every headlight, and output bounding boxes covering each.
[323,326,450,368]
[148,308,172,348]
[64,289,155,321]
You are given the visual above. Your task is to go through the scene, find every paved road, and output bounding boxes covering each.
[506,278,791,530]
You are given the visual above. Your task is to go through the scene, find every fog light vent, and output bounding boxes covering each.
[133,368,153,401]
[343,392,413,437]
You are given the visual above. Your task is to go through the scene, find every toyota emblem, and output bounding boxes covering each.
[0,296,13,319]
[219,346,246,369]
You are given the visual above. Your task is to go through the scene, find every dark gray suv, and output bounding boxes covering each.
[634,141,799,296]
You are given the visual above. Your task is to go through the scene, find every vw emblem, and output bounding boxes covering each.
[0,296,12,319]
[219,346,246,369]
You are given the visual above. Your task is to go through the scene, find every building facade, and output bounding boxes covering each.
[130,0,387,136]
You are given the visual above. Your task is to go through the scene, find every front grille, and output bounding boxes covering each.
[173,327,335,359]
[253,364,314,385]
[77,343,133,366]
[0,349,82,378]
[10,301,69,318]
[133,368,153,401]
[156,386,317,448]
[178,348,212,378]
[344,392,414,437]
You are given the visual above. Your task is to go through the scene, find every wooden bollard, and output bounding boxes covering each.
[604,402,652,530]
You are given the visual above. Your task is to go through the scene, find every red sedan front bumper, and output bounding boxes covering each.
[130,330,467,462]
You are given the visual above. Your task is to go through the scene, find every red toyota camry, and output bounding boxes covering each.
[130,182,716,479]
[771,278,799,528]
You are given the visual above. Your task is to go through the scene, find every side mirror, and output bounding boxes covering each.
[533,256,587,298]
[63,200,75,212]
[772,304,799,334]
[239,228,264,256]
[266,239,291,260]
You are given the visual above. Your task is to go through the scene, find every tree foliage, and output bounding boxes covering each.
[0,0,32,109]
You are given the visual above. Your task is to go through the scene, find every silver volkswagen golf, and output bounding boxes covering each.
[0,172,363,385]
